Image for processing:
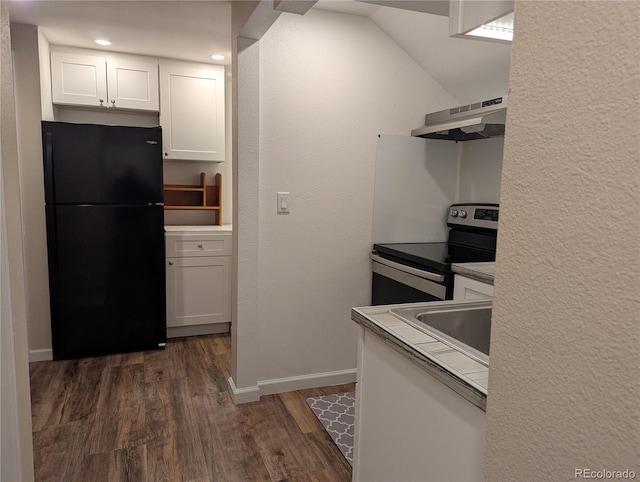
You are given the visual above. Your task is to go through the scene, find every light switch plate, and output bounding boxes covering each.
[277,192,290,213]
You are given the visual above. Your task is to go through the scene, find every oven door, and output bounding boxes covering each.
[370,253,448,305]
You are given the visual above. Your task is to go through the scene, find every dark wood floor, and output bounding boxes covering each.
[29,334,354,481]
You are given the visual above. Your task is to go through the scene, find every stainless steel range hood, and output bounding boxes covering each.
[411,96,507,141]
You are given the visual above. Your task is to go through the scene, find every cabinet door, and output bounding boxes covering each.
[159,63,225,161]
[354,328,486,481]
[51,51,107,107]
[453,275,494,300]
[106,57,159,111]
[166,256,231,327]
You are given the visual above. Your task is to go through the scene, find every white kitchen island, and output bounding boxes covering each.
[351,301,489,481]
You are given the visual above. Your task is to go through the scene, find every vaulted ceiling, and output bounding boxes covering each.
[9,0,510,103]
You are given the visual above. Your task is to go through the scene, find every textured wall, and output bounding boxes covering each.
[10,24,52,355]
[484,1,640,480]
[256,9,457,382]
[231,34,261,392]
[1,4,35,479]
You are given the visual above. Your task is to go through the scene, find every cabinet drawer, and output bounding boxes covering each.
[165,232,231,257]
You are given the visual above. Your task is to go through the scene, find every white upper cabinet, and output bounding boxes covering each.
[159,61,226,162]
[50,47,159,111]
[51,50,107,107]
[105,57,159,110]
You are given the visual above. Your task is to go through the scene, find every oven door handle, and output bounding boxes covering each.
[370,253,445,283]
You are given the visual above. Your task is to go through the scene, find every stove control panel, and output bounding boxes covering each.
[473,207,499,222]
[448,204,499,230]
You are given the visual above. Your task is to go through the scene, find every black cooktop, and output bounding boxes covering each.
[373,239,497,274]
[373,242,451,273]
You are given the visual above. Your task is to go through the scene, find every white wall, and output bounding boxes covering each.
[370,6,511,105]
[457,137,503,204]
[10,24,52,358]
[37,30,53,121]
[254,9,456,384]
[0,165,21,480]
[372,135,458,244]
[0,4,35,479]
[484,1,639,479]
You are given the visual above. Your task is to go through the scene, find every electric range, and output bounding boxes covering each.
[371,203,499,304]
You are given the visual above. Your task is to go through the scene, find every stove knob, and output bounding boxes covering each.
[450,209,459,217]
[459,210,467,218]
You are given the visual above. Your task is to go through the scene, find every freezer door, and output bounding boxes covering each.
[42,121,163,205]
[46,204,166,359]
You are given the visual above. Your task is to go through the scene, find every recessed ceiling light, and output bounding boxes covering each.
[211,54,225,61]
[95,39,112,46]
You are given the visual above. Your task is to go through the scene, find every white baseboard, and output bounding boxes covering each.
[29,348,53,362]
[227,376,261,404]
[227,369,356,405]
[258,368,357,397]
[28,324,231,362]
[167,322,230,338]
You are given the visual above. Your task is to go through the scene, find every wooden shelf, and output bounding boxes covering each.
[163,172,222,225]
[164,186,205,192]
[164,206,221,211]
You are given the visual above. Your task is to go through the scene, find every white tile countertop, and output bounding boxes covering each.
[352,299,490,411]
[451,261,495,285]
[165,224,232,233]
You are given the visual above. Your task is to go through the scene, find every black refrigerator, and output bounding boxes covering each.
[42,121,166,360]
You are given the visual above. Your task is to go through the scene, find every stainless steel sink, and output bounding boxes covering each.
[390,302,492,366]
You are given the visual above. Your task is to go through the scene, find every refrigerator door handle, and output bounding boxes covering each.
[44,132,55,203]
[45,208,59,274]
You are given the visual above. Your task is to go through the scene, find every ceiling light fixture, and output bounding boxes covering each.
[211,54,225,61]
[467,12,514,42]
[95,39,112,46]
[467,25,513,42]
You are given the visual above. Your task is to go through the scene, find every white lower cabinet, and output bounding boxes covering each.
[453,274,494,300]
[166,256,231,326]
[165,230,231,337]
[354,327,486,481]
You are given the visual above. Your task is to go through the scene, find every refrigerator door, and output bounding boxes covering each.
[46,204,166,359]
[42,121,163,205]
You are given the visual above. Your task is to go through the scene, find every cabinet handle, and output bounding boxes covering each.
[111,100,116,106]
[99,99,104,105]
[198,244,203,249]
[168,261,174,266]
